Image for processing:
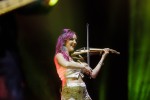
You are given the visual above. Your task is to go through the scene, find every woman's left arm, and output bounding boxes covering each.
[90,48,109,78]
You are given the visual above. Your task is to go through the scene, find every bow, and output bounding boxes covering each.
[71,24,120,62]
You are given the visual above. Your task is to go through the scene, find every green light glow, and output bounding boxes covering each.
[49,0,59,6]
[129,0,150,100]
[99,76,107,100]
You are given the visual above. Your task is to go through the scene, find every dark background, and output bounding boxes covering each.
[0,0,128,100]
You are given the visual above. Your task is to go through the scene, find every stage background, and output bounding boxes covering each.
[1,0,150,100]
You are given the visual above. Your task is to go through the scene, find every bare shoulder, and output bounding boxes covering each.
[55,53,67,65]
[55,53,63,59]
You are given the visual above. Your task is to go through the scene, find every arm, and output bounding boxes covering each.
[90,49,109,78]
[56,53,86,69]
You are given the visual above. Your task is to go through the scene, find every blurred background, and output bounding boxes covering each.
[0,0,150,100]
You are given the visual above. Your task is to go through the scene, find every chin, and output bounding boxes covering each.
[69,48,74,52]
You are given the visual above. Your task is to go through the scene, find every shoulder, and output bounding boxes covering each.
[55,53,64,59]
[54,53,63,62]
[56,53,63,57]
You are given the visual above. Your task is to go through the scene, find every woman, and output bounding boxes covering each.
[54,29,110,100]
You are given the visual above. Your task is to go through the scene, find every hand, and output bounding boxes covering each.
[103,48,110,54]
[81,63,92,75]
[84,66,92,75]
[103,48,120,54]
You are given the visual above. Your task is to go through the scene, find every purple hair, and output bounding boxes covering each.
[55,29,76,61]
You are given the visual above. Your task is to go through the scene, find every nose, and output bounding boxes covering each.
[73,40,77,45]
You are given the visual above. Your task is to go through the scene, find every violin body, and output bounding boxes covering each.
[71,47,120,61]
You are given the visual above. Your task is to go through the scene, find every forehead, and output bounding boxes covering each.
[72,34,77,39]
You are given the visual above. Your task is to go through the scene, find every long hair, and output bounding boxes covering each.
[55,29,76,61]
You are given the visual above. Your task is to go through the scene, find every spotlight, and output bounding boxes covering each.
[16,0,59,14]
[49,0,59,6]
[39,0,58,7]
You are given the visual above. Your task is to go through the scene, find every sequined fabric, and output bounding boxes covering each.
[61,82,92,100]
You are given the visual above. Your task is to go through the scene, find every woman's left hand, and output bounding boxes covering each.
[103,48,110,54]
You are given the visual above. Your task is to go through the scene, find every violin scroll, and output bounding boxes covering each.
[103,48,120,55]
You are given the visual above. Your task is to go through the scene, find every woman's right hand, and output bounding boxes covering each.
[84,66,92,75]
[81,62,92,75]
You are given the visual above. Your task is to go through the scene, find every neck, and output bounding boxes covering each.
[65,50,69,56]
[63,46,69,55]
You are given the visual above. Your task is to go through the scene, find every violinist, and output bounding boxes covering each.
[54,28,119,100]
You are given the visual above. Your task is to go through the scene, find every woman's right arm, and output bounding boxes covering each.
[56,53,86,69]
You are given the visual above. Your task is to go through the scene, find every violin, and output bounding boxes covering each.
[71,47,120,61]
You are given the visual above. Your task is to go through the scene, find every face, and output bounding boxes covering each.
[65,34,77,52]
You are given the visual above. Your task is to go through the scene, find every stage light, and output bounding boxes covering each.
[129,0,150,99]
[16,0,59,14]
[41,0,58,6]
[49,0,59,6]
